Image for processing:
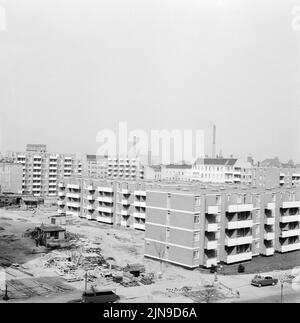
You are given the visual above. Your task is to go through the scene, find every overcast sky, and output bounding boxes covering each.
[0,0,299,162]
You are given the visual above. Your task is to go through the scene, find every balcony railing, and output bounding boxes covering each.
[227,219,253,230]
[225,252,252,264]
[205,223,218,232]
[280,214,300,223]
[96,216,113,224]
[282,201,300,209]
[279,243,300,253]
[225,236,253,247]
[227,204,253,213]
[280,228,300,238]
[264,232,275,240]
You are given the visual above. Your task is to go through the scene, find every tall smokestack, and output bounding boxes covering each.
[212,124,216,158]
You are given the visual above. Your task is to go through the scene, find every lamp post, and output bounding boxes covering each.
[280,280,284,304]
[2,284,9,301]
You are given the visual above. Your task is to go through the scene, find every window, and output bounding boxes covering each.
[193,250,199,260]
[195,197,201,206]
[194,215,200,224]
[194,232,200,242]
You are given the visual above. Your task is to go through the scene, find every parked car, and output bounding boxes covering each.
[81,289,120,303]
[251,275,278,287]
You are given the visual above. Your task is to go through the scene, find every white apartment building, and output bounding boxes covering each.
[192,158,252,185]
[9,144,82,197]
[107,157,144,180]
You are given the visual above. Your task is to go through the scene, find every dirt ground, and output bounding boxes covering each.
[0,207,299,303]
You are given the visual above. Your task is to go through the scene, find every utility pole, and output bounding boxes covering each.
[280,281,284,303]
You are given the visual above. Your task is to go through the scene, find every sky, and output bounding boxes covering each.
[0,0,299,162]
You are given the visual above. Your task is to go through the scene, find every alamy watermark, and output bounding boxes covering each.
[0,2,6,31]
[96,122,205,164]
[291,6,300,31]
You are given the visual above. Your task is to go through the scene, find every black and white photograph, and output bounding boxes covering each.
[0,0,299,308]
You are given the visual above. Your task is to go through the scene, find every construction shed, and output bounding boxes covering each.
[21,196,44,210]
[33,225,66,248]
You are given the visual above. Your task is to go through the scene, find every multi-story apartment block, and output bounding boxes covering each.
[58,177,152,230]
[57,176,300,269]
[0,161,23,193]
[160,164,192,181]
[192,158,252,185]
[83,155,108,178]
[144,186,300,268]
[252,167,300,188]
[8,144,82,197]
[106,157,144,180]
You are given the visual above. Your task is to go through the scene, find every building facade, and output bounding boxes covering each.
[8,144,82,196]
[144,186,300,268]
[0,161,23,193]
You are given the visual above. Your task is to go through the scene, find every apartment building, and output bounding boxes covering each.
[9,144,82,196]
[144,186,300,268]
[160,164,192,181]
[57,177,155,230]
[192,158,252,185]
[0,161,23,193]
[83,155,108,178]
[106,157,144,180]
[252,167,300,188]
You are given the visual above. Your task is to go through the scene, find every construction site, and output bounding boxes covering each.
[0,204,299,303]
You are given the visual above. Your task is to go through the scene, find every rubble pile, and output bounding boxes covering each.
[40,238,155,288]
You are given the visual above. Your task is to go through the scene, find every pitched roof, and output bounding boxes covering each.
[194,158,237,166]
[165,164,192,169]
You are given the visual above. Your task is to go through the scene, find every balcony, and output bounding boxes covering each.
[227,204,253,213]
[204,257,218,268]
[205,239,218,250]
[121,210,130,216]
[280,214,300,223]
[264,232,275,240]
[121,199,130,205]
[265,247,275,256]
[66,202,80,208]
[66,193,80,199]
[279,243,300,253]
[133,223,145,230]
[134,201,146,208]
[97,216,113,224]
[85,195,95,201]
[282,201,300,209]
[85,205,94,211]
[225,236,252,247]
[135,190,146,196]
[265,217,275,225]
[205,223,218,232]
[57,201,65,206]
[225,252,252,264]
[280,228,300,238]
[207,206,219,214]
[67,184,80,190]
[133,212,146,219]
[59,183,65,188]
[122,189,130,194]
[266,203,276,210]
[227,219,253,230]
[98,186,113,193]
[97,196,113,203]
[97,206,113,213]
[86,185,94,191]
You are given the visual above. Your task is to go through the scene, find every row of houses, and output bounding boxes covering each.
[144,158,300,188]
[57,176,300,268]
